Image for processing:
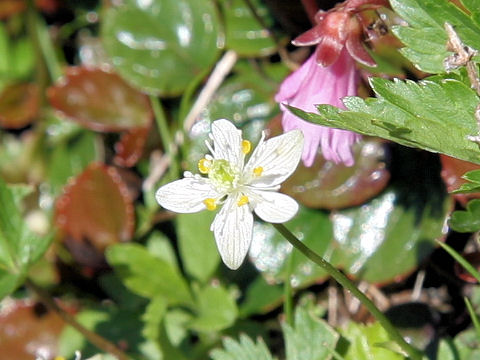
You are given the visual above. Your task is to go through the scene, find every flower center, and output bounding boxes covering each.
[208,159,239,191]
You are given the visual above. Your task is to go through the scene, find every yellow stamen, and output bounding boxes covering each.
[203,198,217,211]
[242,140,251,154]
[253,166,263,177]
[237,195,249,206]
[198,158,211,174]
[54,357,66,360]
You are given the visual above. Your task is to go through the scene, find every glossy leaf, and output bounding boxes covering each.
[55,163,135,265]
[176,211,220,283]
[283,138,390,209]
[251,149,451,285]
[48,67,152,132]
[449,199,480,232]
[0,83,39,129]
[211,334,274,360]
[220,0,276,56]
[390,0,480,73]
[188,284,238,332]
[249,207,333,287]
[102,0,221,96]
[106,243,193,305]
[282,307,338,360]
[289,76,480,165]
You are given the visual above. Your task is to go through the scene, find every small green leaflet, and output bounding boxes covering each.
[451,169,480,193]
[390,0,480,73]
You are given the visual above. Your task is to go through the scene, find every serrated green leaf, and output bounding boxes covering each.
[106,243,193,305]
[390,0,480,73]
[210,334,275,360]
[177,211,219,283]
[0,178,52,297]
[452,169,480,193]
[282,307,338,360]
[338,322,406,360]
[449,199,480,232]
[289,76,480,164]
[189,284,238,332]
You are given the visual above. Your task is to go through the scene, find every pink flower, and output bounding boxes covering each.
[275,48,361,167]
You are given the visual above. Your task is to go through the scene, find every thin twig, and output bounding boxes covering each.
[26,279,130,360]
[183,50,238,131]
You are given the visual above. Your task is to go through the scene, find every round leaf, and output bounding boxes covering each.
[102,0,221,96]
[55,163,135,265]
[0,83,39,129]
[221,0,276,56]
[48,67,152,132]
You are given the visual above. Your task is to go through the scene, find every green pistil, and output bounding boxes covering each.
[209,159,237,188]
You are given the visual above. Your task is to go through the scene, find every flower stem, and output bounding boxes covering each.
[273,223,423,360]
[283,253,294,326]
[25,279,131,360]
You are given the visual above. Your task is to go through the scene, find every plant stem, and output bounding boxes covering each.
[149,95,179,179]
[25,279,131,360]
[273,223,423,360]
[284,253,294,326]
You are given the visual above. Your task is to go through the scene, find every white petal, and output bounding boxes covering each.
[211,194,253,269]
[211,119,244,167]
[156,177,219,213]
[253,190,299,223]
[245,130,304,188]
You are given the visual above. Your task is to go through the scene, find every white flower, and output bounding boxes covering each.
[156,119,304,269]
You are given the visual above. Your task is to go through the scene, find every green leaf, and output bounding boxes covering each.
[220,0,276,56]
[102,0,221,96]
[48,131,98,195]
[338,322,406,360]
[189,284,238,332]
[142,296,168,343]
[252,148,451,284]
[210,334,275,360]
[390,0,480,73]
[106,243,193,305]
[451,169,480,193]
[0,269,21,300]
[282,307,338,360]
[239,276,283,317]
[177,211,220,283]
[436,240,480,283]
[450,199,480,232]
[437,329,480,360]
[0,178,52,296]
[289,76,480,164]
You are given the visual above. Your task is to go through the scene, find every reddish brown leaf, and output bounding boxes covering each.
[48,66,152,132]
[0,299,71,359]
[55,163,135,265]
[0,83,39,129]
[114,126,150,167]
[454,252,480,283]
[0,0,25,19]
[440,155,480,205]
[267,116,389,209]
